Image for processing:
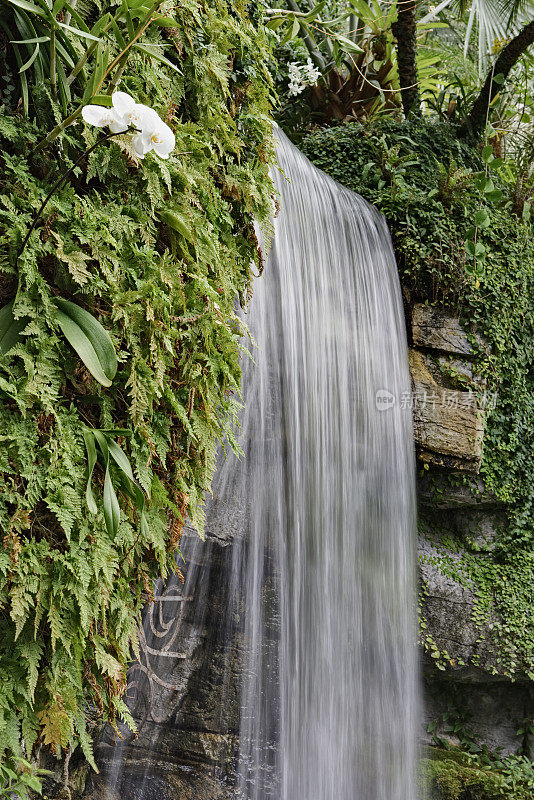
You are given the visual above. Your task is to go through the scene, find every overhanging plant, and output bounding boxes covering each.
[0,0,275,793]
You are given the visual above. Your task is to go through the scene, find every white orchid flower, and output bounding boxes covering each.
[81,90,175,160]
[131,117,175,160]
[112,91,160,133]
[81,103,128,133]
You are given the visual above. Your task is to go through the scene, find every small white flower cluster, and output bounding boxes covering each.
[288,58,321,97]
[81,91,175,159]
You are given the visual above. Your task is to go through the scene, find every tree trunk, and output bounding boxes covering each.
[458,20,534,139]
[391,0,420,117]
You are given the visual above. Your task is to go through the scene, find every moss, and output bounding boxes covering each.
[419,748,534,799]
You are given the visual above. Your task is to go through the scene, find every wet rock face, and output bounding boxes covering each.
[417,489,533,755]
[81,530,246,800]
[87,768,235,800]
[421,678,533,756]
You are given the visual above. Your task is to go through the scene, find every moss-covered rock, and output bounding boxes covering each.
[419,747,534,800]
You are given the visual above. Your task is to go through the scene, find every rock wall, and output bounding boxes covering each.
[409,304,533,756]
[80,530,244,800]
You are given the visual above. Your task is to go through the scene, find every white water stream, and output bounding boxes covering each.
[209,130,418,800]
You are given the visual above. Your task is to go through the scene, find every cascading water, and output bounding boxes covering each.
[93,130,418,800]
[229,129,418,800]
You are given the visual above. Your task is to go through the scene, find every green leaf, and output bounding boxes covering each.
[102,427,131,437]
[111,17,126,49]
[103,466,120,537]
[493,72,505,85]
[140,510,149,538]
[481,145,494,164]
[19,41,40,73]
[151,14,179,27]
[57,22,103,41]
[132,43,182,74]
[89,93,113,107]
[121,0,135,39]
[105,437,135,482]
[6,0,46,15]
[52,0,68,14]
[55,309,112,387]
[265,15,285,29]
[485,189,503,203]
[53,298,117,382]
[93,429,109,462]
[334,33,364,54]
[82,428,98,514]
[474,209,490,229]
[158,208,195,243]
[475,174,490,192]
[0,300,28,355]
[10,34,49,43]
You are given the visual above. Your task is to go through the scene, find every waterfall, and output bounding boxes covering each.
[92,130,418,800]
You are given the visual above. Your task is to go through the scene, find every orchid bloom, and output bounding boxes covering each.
[81,91,175,160]
[131,117,175,160]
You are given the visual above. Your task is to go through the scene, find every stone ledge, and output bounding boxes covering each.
[412,304,484,357]
[413,382,484,469]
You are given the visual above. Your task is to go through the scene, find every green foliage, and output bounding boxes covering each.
[0,0,274,783]
[0,757,47,798]
[265,0,444,139]
[419,747,534,800]
[0,0,176,119]
[301,119,533,678]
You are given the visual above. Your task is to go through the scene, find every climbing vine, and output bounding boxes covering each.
[0,0,274,787]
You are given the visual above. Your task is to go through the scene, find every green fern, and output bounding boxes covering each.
[0,0,275,784]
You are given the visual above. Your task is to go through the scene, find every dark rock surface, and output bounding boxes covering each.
[411,304,484,357]
[81,528,245,800]
[422,674,533,756]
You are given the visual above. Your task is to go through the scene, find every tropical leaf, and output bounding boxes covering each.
[103,464,120,537]
[53,298,117,386]
[55,309,112,387]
